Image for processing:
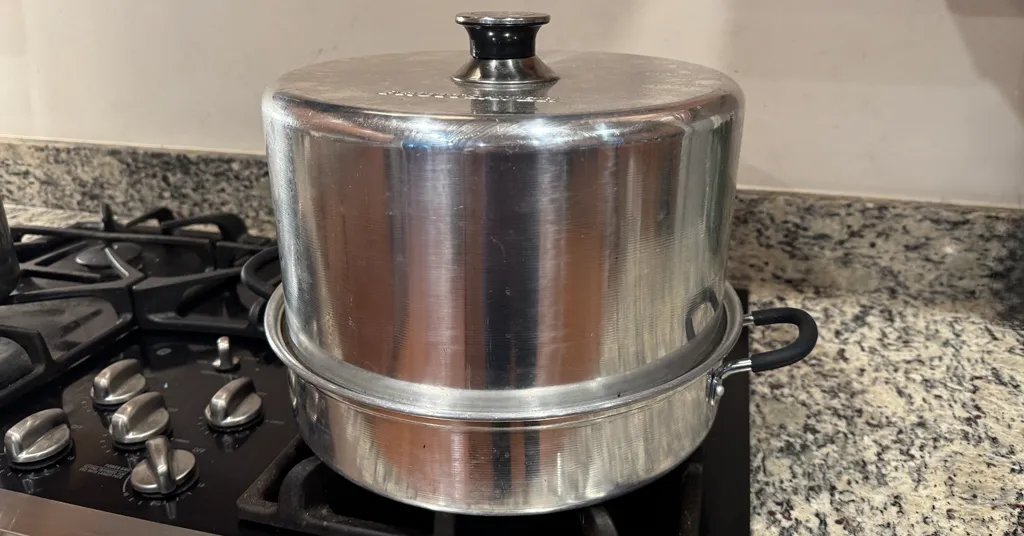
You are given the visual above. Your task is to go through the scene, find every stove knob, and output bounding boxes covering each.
[91,359,147,407]
[212,336,240,372]
[109,392,170,447]
[205,377,263,431]
[129,436,196,497]
[3,408,73,468]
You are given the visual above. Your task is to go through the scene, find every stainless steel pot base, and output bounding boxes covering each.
[267,284,745,514]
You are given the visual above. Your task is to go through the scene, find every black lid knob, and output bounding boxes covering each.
[455,12,550,60]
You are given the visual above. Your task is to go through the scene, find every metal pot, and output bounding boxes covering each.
[0,196,18,298]
[265,283,817,514]
[260,11,820,514]
[264,12,742,394]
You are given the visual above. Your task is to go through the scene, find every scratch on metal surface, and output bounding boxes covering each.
[488,236,507,262]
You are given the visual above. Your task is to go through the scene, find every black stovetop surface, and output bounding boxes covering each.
[0,207,749,536]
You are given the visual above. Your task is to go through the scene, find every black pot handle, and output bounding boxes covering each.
[241,245,280,300]
[747,307,818,373]
[709,304,818,404]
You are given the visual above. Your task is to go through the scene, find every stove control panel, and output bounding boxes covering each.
[0,332,297,536]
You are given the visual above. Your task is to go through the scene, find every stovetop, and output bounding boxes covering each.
[0,206,750,536]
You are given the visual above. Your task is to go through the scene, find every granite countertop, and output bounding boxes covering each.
[746,284,1023,535]
[5,200,1024,535]
[6,204,98,228]
[731,197,1024,535]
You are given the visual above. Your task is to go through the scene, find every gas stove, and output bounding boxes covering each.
[0,207,750,536]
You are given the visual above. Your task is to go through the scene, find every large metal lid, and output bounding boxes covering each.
[264,11,741,144]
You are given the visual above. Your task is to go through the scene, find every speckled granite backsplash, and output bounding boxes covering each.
[4,137,1024,534]
[0,139,274,235]
[3,138,1021,308]
[729,194,1024,326]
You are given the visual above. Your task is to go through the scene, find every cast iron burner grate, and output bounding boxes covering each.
[0,205,278,409]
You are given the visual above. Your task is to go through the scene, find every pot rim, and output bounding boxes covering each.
[265,283,745,422]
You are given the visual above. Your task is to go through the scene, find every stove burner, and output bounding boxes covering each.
[74,242,143,268]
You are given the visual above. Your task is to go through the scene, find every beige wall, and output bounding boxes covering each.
[1,0,1022,207]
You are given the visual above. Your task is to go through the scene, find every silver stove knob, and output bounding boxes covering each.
[130,436,196,497]
[212,336,240,372]
[109,392,170,447]
[205,377,263,431]
[91,359,147,407]
[3,408,73,468]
